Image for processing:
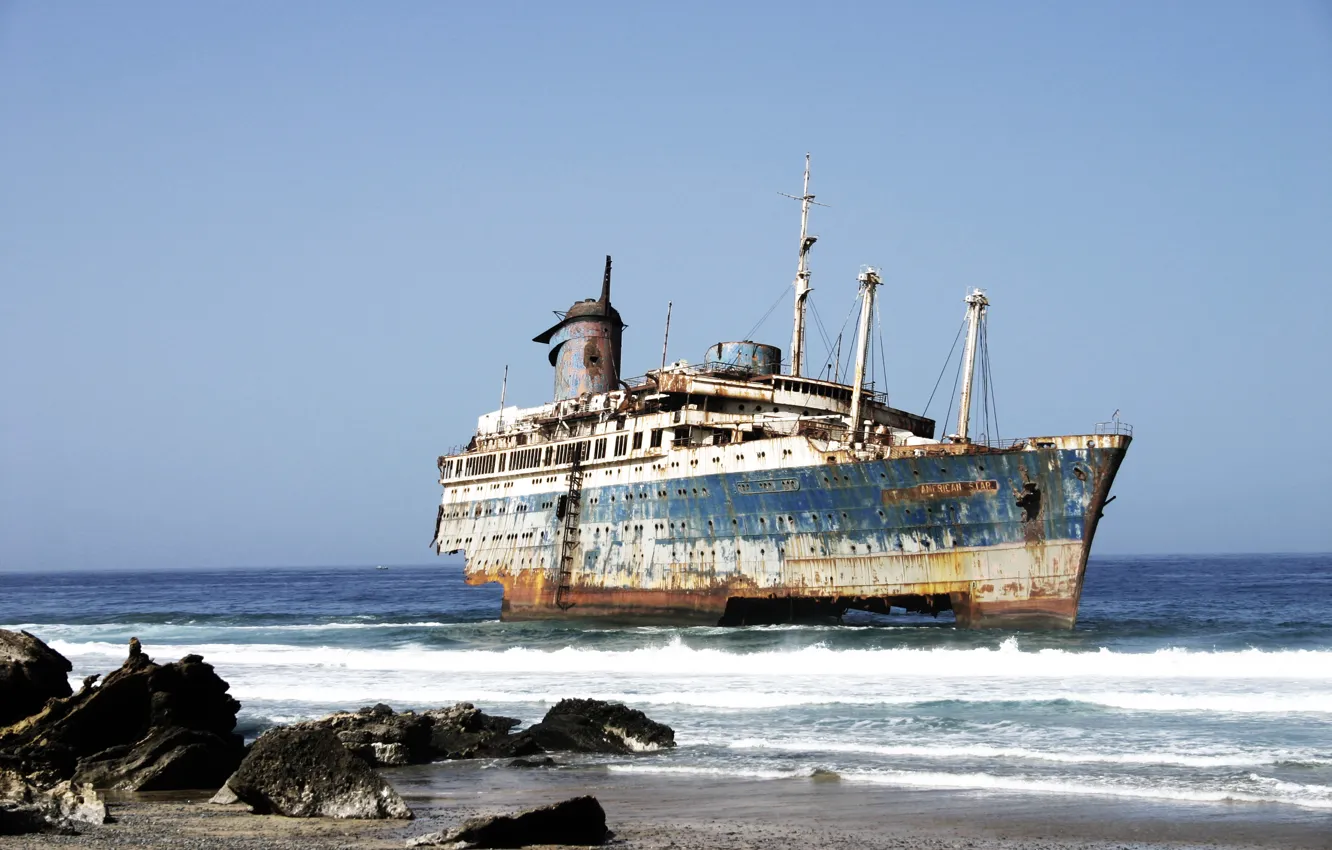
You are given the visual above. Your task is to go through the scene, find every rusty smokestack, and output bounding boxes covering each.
[599,255,612,310]
[533,255,627,401]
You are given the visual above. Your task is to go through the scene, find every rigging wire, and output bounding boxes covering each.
[940,345,964,441]
[743,284,795,343]
[863,303,873,389]
[875,289,890,406]
[979,316,991,442]
[808,299,834,368]
[924,317,968,414]
[981,312,1000,443]
[819,293,862,383]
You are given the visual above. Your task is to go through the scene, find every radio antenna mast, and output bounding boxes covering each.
[659,301,673,374]
[780,154,827,377]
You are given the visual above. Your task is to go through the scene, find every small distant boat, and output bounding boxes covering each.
[375,565,389,571]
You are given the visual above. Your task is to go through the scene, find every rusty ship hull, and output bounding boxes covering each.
[439,425,1128,629]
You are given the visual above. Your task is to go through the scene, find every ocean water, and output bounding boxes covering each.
[3,555,1330,812]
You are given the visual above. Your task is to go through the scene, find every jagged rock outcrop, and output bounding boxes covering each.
[0,768,107,835]
[71,725,244,791]
[294,700,670,765]
[0,639,243,790]
[407,795,608,848]
[293,703,434,766]
[296,702,530,766]
[423,702,530,760]
[0,630,73,727]
[224,726,412,819]
[516,698,675,755]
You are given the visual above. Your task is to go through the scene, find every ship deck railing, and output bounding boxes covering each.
[1094,420,1133,437]
[972,436,1029,450]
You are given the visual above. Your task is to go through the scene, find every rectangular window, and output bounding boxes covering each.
[499,453,506,472]
[614,434,629,456]
[650,429,663,448]
[543,446,553,466]
[593,438,607,460]
[632,431,644,450]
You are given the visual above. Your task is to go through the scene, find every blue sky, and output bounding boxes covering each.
[2,1,1330,570]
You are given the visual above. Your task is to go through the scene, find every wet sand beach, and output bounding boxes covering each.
[9,767,1330,850]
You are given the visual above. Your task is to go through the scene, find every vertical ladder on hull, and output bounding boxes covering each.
[554,452,584,611]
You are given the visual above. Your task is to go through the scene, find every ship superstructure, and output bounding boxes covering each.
[433,162,1130,628]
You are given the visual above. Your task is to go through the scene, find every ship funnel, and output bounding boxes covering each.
[533,255,627,401]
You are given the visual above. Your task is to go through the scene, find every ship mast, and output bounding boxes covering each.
[955,288,989,442]
[846,267,881,444]
[784,154,819,377]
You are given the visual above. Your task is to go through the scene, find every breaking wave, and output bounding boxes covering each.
[607,765,1332,810]
[47,636,1332,681]
[720,738,1331,769]
[50,636,1332,716]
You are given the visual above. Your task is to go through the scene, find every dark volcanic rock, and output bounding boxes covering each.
[0,630,73,727]
[296,702,527,766]
[226,726,412,819]
[0,640,243,789]
[408,795,608,848]
[423,702,526,760]
[520,698,675,754]
[72,725,244,791]
[295,703,434,766]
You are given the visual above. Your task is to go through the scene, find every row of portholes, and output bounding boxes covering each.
[476,558,548,569]
[491,531,541,542]
[589,486,713,504]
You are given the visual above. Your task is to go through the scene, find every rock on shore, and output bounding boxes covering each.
[297,699,673,767]
[0,630,73,728]
[295,702,536,766]
[0,768,108,835]
[518,698,676,754]
[224,726,413,819]
[408,795,608,848]
[0,639,244,792]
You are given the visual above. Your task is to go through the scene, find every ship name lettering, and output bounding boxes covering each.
[881,480,999,502]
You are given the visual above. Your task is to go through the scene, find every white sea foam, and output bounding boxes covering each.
[607,765,1332,810]
[13,621,453,633]
[609,764,810,781]
[46,636,1332,681]
[203,684,1332,716]
[720,738,1318,768]
[49,636,1332,716]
